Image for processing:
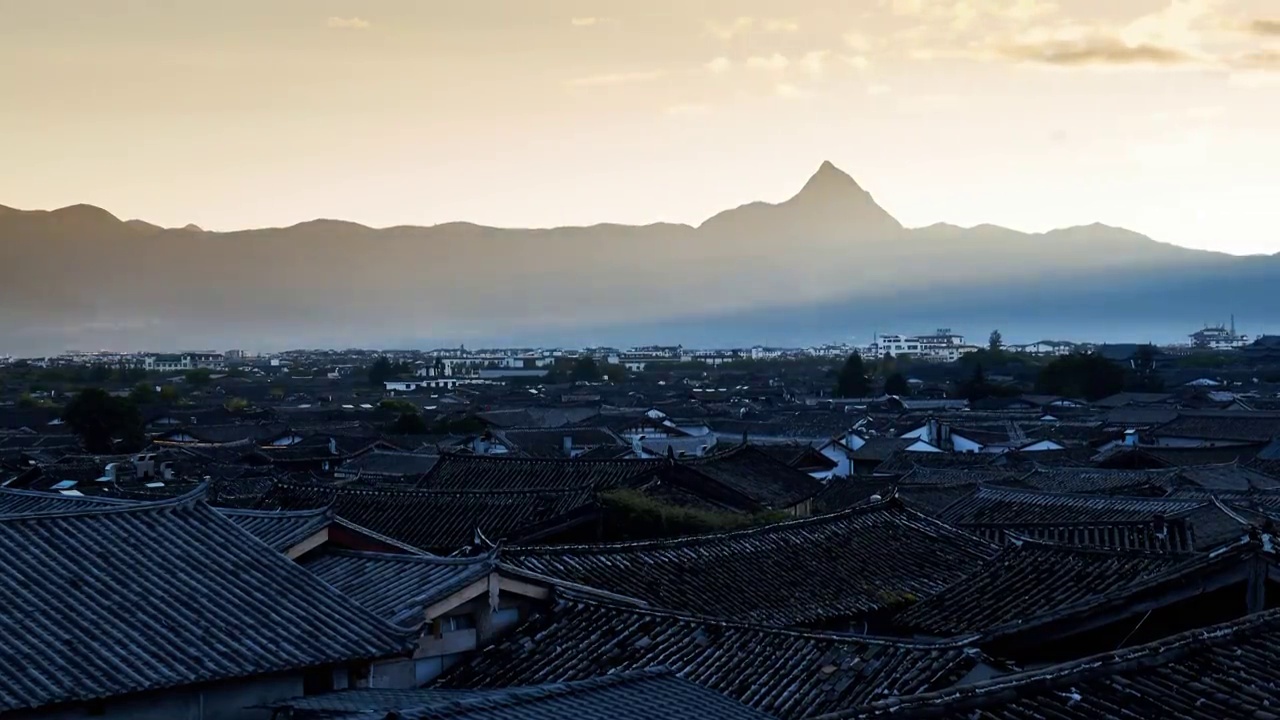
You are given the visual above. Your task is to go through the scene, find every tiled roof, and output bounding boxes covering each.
[893,540,1197,636]
[849,438,916,462]
[419,453,662,491]
[496,428,625,459]
[1016,466,1176,495]
[751,443,840,472]
[1173,462,1280,491]
[897,466,1023,486]
[216,505,333,552]
[675,445,825,508]
[937,486,1203,526]
[435,595,982,720]
[813,478,894,514]
[338,450,440,478]
[1154,410,1280,443]
[302,550,494,626]
[255,481,598,553]
[0,486,137,516]
[0,495,412,714]
[837,607,1280,720]
[271,669,776,720]
[504,498,998,626]
[874,451,998,476]
[894,484,983,517]
[960,519,1198,553]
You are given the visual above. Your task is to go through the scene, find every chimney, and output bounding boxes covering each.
[562,435,574,458]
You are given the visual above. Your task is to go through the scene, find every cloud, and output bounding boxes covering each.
[761,19,800,33]
[665,103,713,116]
[867,83,893,95]
[705,56,733,74]
[571,17,617,27]
[973,1,1226,69]
[326,17,370,30]
[996,36,1197,66]
[707,16,798,40]
[1231,49,1280,69]
[746,53,790,70]
[799,50,831,76]
[844,55,872,71]
[565,71,664,87]
[1247,19,1280,36]
[774,83,812,98]
[843,32,874,52]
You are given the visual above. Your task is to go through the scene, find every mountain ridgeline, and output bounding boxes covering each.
[1,162,1276,353]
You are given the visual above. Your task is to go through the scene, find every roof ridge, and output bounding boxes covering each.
[0,486,139,506]
[844,606,1280,718]
[975,484,1203,505]
[319,548,486,565]
[509,495,911,553]
[215,504,332,519]
[556,593,981,648]
[273,480,589,497]
[0,482,209,521]
[1001,532,1199,559]
[406,669,678,717]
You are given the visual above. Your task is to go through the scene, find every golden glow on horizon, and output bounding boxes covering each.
[1,0,1278,253]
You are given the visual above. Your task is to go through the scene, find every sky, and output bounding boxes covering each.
[1,0,1278,254]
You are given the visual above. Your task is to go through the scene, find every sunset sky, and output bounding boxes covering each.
[2,0,1277,254]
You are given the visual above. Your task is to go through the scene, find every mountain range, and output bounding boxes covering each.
[2,162,1277,355]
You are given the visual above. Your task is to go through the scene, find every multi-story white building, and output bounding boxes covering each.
[1190,319,1249,350]
[142,352,225,372]
[869,329,975,363]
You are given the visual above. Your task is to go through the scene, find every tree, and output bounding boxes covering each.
[570,357,601,383]
[367,356,394,386]
[130,382,157,404]
[1127,344,1165,392]
[884,372,910,396]
[1036,353,1126,401]
[389,412,428,435]
[988,330,1003,352]
[600,363,628,382]
[835,353,871,398]
[185,368,212,387]
[88,364,112,383]
[960,363,990,401]
[63,388,145,453]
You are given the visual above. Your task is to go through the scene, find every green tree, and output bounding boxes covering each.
[367,356,394,386]
[389,412,429,434]
[1036,353,1127,401]
[570,357,601,383]
[884,372,910,396]
[184,368,212,387]
[960,363,990,401]
[600,363,628,383]
[835,353,871,398]
[988,329,1003,352]
[88,364,113,383]
[130,382,157,404]
[1127,344,1165,392]
[63,388,145,454]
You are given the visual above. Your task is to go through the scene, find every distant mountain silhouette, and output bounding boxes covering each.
[1,162,1275,354]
